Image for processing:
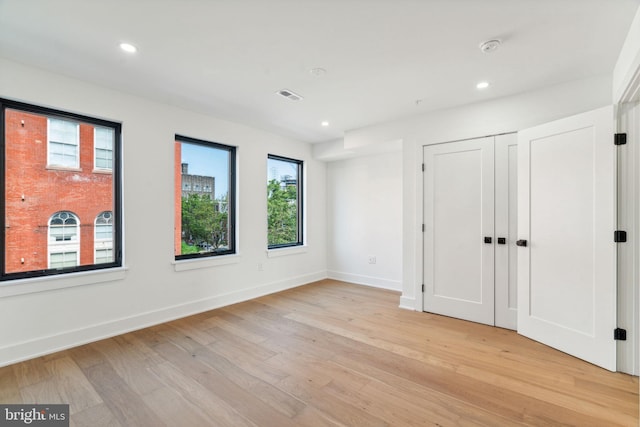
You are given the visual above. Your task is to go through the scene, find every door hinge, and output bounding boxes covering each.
[422,284,425,293]
[614,133,627,145]
[614,328,627,341]
[422,163,425,172]
[614,230,627,243]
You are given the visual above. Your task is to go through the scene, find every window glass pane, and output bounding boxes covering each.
[2,104,121,280]
[95,127,114,169]
[95,249,113,264]
[48,118,78,168]
[95,211,114,240]
[50,251,78,269]
[175,136,235,259]
[267,156,302,248]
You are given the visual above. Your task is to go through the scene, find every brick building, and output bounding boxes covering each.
[4,109,114,274]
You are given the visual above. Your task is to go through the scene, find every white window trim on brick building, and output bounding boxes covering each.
[48,211,80,269]
[94,211,113,264]
[48,118,79,169]
[94,126,114,171]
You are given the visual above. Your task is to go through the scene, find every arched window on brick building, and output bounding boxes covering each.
[95,211,113,264]
[48,211,80,269]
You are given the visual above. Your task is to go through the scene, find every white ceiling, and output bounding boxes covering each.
[0,0,638,143]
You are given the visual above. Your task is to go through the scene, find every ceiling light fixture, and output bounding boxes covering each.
[476,81,490,89]
[321,121,329,127]
[119,42,137,53]
[479,39,501,53]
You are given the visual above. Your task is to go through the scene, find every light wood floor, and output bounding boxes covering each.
[1,280,637,426]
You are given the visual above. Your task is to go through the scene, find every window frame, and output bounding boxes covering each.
[94,211,114,264]
[94,126,114,171]
[48,211,80,269]
[47,117,80,169]
[267,154,304,249]
[0,98,123,281]
[175,134,237,261]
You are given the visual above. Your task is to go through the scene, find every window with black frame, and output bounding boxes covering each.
[0,98,122,280]
[174,135,236,260]
[267,154,303,248]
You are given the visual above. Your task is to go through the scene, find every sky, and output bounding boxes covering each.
[181,143,298,199]
[181,142,229,199]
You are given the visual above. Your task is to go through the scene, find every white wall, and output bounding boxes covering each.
[0,58,327,367]
[613,6,640,103]
[326,151,402,290]
[319,75,612,310]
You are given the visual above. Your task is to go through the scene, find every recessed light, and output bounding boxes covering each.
[119,42,137,53]
[321,121,329,127]
[476,81,490,89]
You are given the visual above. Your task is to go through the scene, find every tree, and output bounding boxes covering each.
[267,179,298,245]
[181,193,228,250]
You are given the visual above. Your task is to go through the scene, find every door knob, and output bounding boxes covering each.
[516,239,528,247]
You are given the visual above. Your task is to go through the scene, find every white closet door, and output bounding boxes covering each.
[494,133,518,330]
[423,137,495,326]
[517,106,616,371]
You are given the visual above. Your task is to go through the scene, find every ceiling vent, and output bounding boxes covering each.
[277,89,303,101]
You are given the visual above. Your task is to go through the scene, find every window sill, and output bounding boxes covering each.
[0,267,128,298]
[173,254,241,271]
[46,166,82,172]
[267,245,308,258]
[92,168,113,174]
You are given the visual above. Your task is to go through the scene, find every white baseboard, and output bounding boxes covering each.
[0,270,327,368]
[327,271,401,291]
[399,295,417,311]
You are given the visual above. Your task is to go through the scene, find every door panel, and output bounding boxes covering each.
[423,137,494,325]
[517,106,616,371]
[495,133,518,330]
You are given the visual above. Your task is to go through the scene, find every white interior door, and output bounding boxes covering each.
[423,137,495,326]
[517,106,617,371]
[495,133,518,330]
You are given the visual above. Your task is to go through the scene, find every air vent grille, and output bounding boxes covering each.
[277,89,303,101]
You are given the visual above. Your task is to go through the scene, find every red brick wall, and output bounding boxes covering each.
[4,109,113,273]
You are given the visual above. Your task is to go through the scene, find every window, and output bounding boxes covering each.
[48,117,79,168]
[95,211,113,264]
[267,155,303,248]
[49,211,79,269]
[175,135,236,260]
[1,98,122,280]
[94,126,114,170]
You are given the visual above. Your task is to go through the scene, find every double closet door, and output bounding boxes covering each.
[423,133,517,330]
[422,107,617,371]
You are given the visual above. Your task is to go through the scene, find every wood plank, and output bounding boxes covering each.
[147,361,258,427]
[70,403,121,427]
[0,365,22,403]
[45,356,103,414]
[82,362,167,427]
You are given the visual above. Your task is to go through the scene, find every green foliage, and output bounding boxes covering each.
[181,193,228,250]
[267,179,298,245]
[181,241,199,254]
